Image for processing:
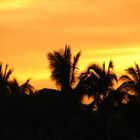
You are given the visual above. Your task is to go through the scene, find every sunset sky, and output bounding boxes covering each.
[0,0,140,89]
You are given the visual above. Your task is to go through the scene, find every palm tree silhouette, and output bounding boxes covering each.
[20,79,35,95]
[81,60,118,110]
[79,61,128,140]
[119,63,140,103]
[47,45,81,92]
[9,78,35,95]
[0,63,13,97]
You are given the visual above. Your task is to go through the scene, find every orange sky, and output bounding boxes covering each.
[0,0,140,89]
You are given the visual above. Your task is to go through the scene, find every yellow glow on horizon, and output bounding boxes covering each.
[0,0,33,9]
[13,72,50,81]
[85,46,140,55]
[78,45,140,74]
[12,71,51,89]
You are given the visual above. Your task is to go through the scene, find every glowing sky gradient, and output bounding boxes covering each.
[0,0,140,89]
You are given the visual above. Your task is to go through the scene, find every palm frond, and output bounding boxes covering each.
[108,60,113,69]
[48,52,63,68]
[63,45,72,86]
[48,52,64,83]
[107,60,113,75]
[108,73,118,83]
[10,78,19,86]
[78,71,88,80]
[3,64,8,79]
[88,64,102,78]
[0,64,13,81]
[5,69,13,80]
[117,81,136,94]
[8,78,20,94]
[64,45,72,64]
[135,63,140,72]
[135,63,140,80]
[21,79,34,94]
[71,51,81,84]
[126,67,138,81]
[0,63,2,76]
[119,74,133,82]
[103,62,105,72]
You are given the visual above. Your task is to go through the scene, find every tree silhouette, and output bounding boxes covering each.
[119,63,140,103]
[9,78,35,95]
[0,51,139,140]
[47,45,81,92]
[80,60,118,111]
[0,63,13,97]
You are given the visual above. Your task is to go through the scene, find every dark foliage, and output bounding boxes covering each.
[0,47,140,140]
